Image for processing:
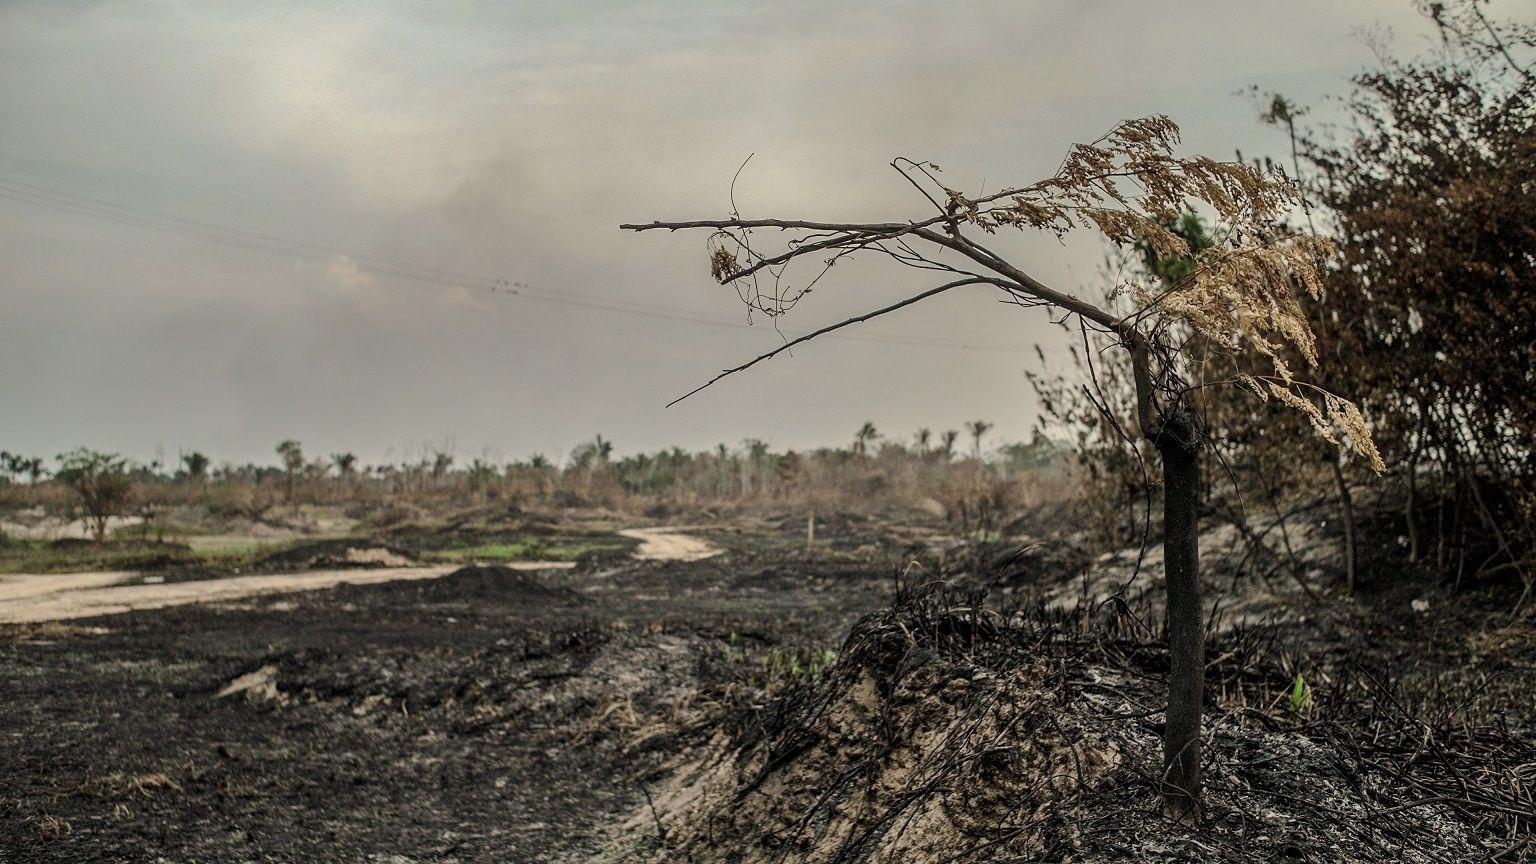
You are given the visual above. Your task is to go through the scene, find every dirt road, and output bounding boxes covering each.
[0,563,580,624]
[0,570,137,603]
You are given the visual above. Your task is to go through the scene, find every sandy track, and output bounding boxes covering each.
[0,570,137,604]
[619,527,724,562]
[0,563,576,625]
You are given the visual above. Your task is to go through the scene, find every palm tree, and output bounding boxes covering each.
[0,451,27,484]
[430,451,454,485]
[939,430,959,461]
[743,438,770,496]
[181,451,210,483]
[466,458,496,496]
[276,440,304,501]
[853,422,879,456]
[914,428,932,453]
[966,420,993,462]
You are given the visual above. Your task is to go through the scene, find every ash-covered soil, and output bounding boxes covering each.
[2,513,1532,863]
[630,580,1534,864]
[610,510,1536,864]
[0,528,896,863]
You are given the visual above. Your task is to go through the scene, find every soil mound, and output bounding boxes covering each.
[253,539,416,571]
[621,584,1519,863]
[411,564,586,605]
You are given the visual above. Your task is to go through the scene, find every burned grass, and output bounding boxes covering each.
[0,527,895,862]
[623,578,1534,863]
[2,512,1531,862]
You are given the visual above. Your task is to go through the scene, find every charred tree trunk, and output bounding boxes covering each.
[1406,459,1419,564]
[1127,339,1205,823]
[1155,411,1203,823]
[1332,453,1358,594]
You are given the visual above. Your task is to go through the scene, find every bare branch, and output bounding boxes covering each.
[907,227,1125,331]
[666,276,1005,407]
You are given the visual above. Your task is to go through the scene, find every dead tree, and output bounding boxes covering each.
[623,115,1382,822]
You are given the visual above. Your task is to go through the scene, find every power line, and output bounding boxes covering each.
[0,176,1028,351]
[0,174,1031,353]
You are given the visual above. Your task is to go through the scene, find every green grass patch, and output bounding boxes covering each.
[190,543,264,561]
[0,538,190,574]
[0,532,275,574]
[420,537,624,563]
[113,521,213,539]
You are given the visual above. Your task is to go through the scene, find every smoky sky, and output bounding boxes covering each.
[0,1,1443,467]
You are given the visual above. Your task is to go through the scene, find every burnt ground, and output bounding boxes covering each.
[0,527,897,863]
[2,512,1533,863]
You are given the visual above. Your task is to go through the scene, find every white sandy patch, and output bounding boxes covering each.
[0,561,575,625]
[619,527,724,563]
[1,516,143,541]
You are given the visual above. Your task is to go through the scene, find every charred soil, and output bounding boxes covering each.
[1,513,1531,863]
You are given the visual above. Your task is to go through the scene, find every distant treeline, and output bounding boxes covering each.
[0,427,1070,534]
